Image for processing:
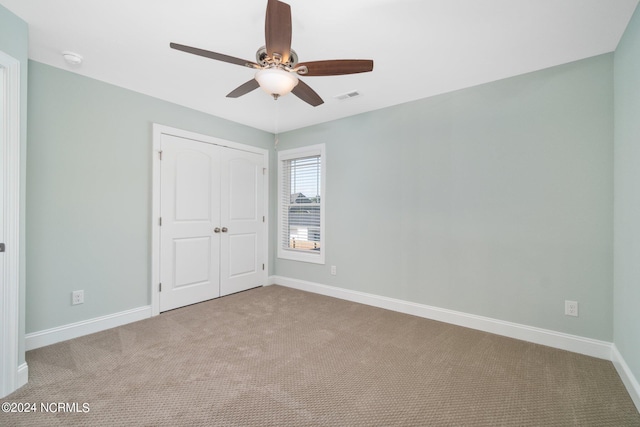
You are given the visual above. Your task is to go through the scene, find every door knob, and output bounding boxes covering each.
[221,227,228,233]
[214,227,221,233]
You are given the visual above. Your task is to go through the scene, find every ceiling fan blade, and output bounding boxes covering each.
[226,79,260,98]
[297,59,374,76]
[265,0,292,63]
[170,42,259,68]
[291,80,324,107]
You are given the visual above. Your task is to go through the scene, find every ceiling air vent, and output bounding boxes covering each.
[334,90,361,101]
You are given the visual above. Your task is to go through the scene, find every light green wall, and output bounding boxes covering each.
[0,4,28,365]
[275,54,614,341]
[26,61,273,332]
[614,4,640,387]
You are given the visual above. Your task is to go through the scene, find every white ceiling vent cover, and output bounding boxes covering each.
[334,90,361,101]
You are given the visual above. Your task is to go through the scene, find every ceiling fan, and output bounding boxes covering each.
[170,0,374,107]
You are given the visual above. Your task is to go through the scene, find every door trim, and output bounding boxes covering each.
[0,51,23,398]
[151,124,269,316]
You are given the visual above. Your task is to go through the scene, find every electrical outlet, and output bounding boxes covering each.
[72,290,84,305]
[330,265,337,276]
[565,300,578,317]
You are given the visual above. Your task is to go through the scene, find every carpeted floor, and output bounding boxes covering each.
[1,285,639,426]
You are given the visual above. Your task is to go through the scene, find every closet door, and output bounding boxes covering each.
[158,131,266,313]
[159,134,221,312]
[219,149,265,296]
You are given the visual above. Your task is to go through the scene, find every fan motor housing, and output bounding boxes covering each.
[256,46,298,69]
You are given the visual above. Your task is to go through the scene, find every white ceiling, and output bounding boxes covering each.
[2,0,638,133]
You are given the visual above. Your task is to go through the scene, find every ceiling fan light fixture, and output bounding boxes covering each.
[170,0,372,106]
[255,67,299,98]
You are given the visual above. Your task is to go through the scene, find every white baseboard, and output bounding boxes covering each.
[612,344,640,411]
[25,306,152,351]
[17,362,28,388]
[268,276,612,360]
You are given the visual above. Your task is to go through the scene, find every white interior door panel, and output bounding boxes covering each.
[157,129,266,312]
[159,134,220,312]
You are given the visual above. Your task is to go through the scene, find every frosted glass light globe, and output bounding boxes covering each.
[255,68,299,97]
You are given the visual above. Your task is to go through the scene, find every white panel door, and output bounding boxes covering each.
[0,68,4,288]
[160,134,221,312]
[219,150,264,296]
[1,53,22,398]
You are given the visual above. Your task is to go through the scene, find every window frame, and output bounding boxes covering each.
[277,144,326,264]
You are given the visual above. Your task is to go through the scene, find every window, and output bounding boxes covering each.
[278,144,325,264]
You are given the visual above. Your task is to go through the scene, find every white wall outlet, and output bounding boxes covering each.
[330,265,337,276]
[72,290,84,305]
[565,300,578,317]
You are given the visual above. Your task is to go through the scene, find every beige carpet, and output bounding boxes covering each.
[1,285,639,426]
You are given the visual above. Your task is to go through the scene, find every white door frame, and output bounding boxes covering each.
[0,51,23,398]
[151,124,269,316]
